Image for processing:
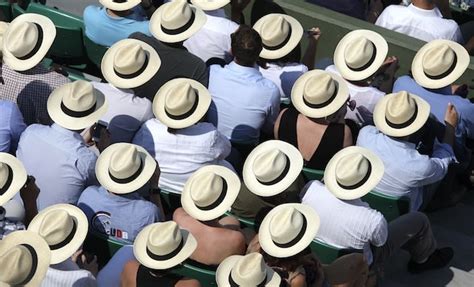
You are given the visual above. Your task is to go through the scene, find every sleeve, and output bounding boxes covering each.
[8,104,27,152]
[415,139,456,186]
[262,88,281,135]
[369,215,388,247]
[81,271,98,287]
[196,64,210,88]
[77,153,99,187]
[141,21,153,37]
[212,130,232,160]
[451,25,464,44]
[462,104,474,139]
[374,9,389,28]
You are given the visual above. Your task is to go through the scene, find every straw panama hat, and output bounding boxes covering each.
[0,231,51,287]
[191,0,230,11]
[102,38,161,89]
[47,80,108,131]
[243,140,303,197]
[412,40,470,89]
[292,70,349,118]
[259,203,320,258]
[373,91,430,138]
[181,165,241,221]
[3,13,56,72]
[324,146,384,200]
[99,0,141,11]
[134,221,197,270]
[96,143,157,195]
[216,253,281,286]
[153,78,211,129]
[334,30,388,81]
[28,204,88,265]
[150,0,207,43]
[0,153,27,206]
[253,13,304,60]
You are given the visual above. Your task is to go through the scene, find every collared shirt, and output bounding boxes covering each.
[78,186,160,241]
[0,63,70,126]
[92,82,154,143]
[0,100,26,153]
[84,5,151,47]
[42,259,96,287]
[133,119,232,193]
[375,4,463,43]
[259,62,308,100]
[16,124,98,210]
[301,180,387,265]
[356,126,456,211]
[208,62,280,144]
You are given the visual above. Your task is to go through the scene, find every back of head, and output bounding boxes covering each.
[231,25,263,67]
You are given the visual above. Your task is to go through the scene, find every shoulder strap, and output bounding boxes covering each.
[278,106,299,147]
[307,123,345,170]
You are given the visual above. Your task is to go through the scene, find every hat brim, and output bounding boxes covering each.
[101,39,161,89]
[28,204,88,265]
[181,165,241,221]
[47,84,108,130]
[150,4,207,43]
[216,255,281,286]
[99,0,141,11]
[373,93,430,137]
[134,224,197,270]
[0,231,51,287]
[3,13,56,72]
[254,14,304,60]
[259,203,320,258]
[324,146,384,200]
[96,143,157,195]
[153,78,211,129]
[291,70,349,118]
[333,30,388,81]
[191,0,230,10]
[243,140,303,197]
[412,40,470,89]
[0,153,27,206]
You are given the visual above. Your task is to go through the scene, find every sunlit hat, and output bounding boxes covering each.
[99,0,141,11]
[412,39,470,89]
[3,13,56,71]
[0,153,27,206]
[334,30,388,81]
[191,0,230,10]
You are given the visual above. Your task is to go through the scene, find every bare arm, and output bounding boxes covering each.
[301,28,321,70]
[442,103,458,147]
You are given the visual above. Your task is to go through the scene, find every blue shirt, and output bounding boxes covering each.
[0,101,26,153]
[16,124,98,210]
[208,62,280,144]
[83,5,151,47]
[78,186,160,241]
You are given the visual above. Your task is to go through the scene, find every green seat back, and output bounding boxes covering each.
[12,3,25,18]
[310,240,362,265]
[362,191,410,222]
[160,189,182,214]
[225,211,256,230]
[172,261,217,286]
[83,231,131,268]
[0,2,11,22]
[83,35,108,68]
[302,168,325,181]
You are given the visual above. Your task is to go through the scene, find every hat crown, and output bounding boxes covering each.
[109,145,141,181]
[0,245,33,284]
[422,43,455,77]
[61,81,97,113]
[231,253,267,285]
[6,21,39,58]
[161,1,193,30]
[165,83,197,117]
[344,36,374,69]
[190,172,223,207]
[269,207,304,245]
[260,15,291,48]
[113,43,147,75]
[303,74,336,105]
[0,162,8,188]
[385,91,417,125]
[252,149,287,183]
[148,222,183,256]
[335,154,370,188]
[39,209,74,246]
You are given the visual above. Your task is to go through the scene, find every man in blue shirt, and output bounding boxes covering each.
[0,101,26,154]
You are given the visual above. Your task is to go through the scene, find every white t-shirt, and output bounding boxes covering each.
[375,4,463,43]
[325,65,385,127]
[259,62,308,100]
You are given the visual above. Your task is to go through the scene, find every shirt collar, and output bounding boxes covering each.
[408,4,441,17]
[227,61,262,76]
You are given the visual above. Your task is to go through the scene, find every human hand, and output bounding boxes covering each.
[19,176,39,207]
[72,250,98,276]
[444,103,458,128]
[307,27,322,43]
[452,84,469,98]
[149,161,161,189]
[82,125,94,146]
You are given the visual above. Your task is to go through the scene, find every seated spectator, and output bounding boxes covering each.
[357,91,458,211]
[84,0,151,47]
[0,14,69,125]
[375,0,464,43]
[17,81,108,210]
[302,147,453,274]
[274,70,353,170]
[133,78,231,193]
[0,101,26,153]
[131,1,209,100]
[78,143,163,241]
[121,221,200,286]
[208,25,280,145]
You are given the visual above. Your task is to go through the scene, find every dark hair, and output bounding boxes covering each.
[259,44,302,68]
[231,25,263,67]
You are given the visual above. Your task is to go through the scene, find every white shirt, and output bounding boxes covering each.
[184,9,239,62]
[301,180,387,265]
[133,119,232,193]
[326,65,385,127]
[92,82,154,143]
[259,62,308,100]
[42,259,96,287]
[375,4,463,43]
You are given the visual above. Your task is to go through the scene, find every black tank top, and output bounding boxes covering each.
[136,265,183,287]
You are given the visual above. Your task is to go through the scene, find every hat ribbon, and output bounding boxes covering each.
[262,26,292,51]
[336,162,372,190]
[161,10,196,36]
[273,216,307,248]
[146,237,185,261]
[0,165,13,195]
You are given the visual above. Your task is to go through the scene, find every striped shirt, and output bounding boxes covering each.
[41,259,96,287]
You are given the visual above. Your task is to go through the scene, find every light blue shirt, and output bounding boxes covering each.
[77,186,160,241]
[83,5,151,47]
[208,62,280,144]
[16,124,98,210]
[357,126,456,211]
[0,101,26,153]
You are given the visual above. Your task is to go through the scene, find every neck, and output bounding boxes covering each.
[412,0,436,10]
[106,8,131,18]
[234,59,256,68]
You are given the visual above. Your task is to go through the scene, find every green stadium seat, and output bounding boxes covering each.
[362,190,410,222]
[12,3,25,18]
[302,168,325,181]
[310,240,363,265]
[224,211,256,230]
[0,1,11,22]
[172,260,217,286]
[83,231,131,268]
[83,35,108,69]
